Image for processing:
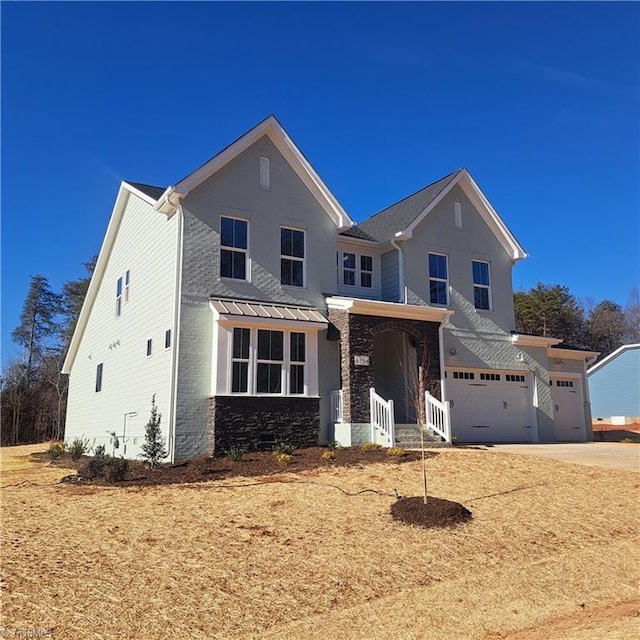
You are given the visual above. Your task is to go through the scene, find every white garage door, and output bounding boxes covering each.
[446,370,534,443]
[551,377,586,441]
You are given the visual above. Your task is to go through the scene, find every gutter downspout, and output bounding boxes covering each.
[390,232,406,304]
[167,204,184,463]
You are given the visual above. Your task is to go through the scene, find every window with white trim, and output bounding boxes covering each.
[146,338,153,357]
[289,332,306,394]
[360,255,373,288]
[95,363,103,392]
[281,227,305,287]
[125,270,130,302]
[220,216,248,280]
[229,327,309,396]
[342,252,356,286]
[231,328,250,393]
[429,253,448,305]
[165,329,172,349]
[472,260,491,310]
[116,277,123,316]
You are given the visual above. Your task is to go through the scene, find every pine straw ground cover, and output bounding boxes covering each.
[1,444,638,640]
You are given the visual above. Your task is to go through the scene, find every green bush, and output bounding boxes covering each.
[273,442,295,456]
[360,442,382,452]
[325,441,340,450]
[227,447,245,462]
[69,437,92,461]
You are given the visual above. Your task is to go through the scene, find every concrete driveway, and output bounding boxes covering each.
[489,442,640,472]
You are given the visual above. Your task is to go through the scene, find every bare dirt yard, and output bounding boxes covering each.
[1,443,639,639]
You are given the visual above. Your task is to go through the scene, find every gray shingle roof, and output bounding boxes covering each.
[348,169,463,243]
[125,181,166,200]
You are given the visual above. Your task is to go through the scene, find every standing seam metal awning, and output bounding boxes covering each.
[210,298,327,323]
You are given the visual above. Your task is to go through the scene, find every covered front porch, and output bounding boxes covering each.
[325,297,453,448]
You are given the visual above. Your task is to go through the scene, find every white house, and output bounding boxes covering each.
[62,115,598,461]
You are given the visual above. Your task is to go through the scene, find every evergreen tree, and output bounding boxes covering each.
[514,283,586,346]
[61,254,97,349]
[11,275,63,382]
[140,395,167,468]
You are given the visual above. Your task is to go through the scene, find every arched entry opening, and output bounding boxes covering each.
[372,329,418,424]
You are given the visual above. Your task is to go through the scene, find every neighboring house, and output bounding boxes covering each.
[62,115,598,462]
[588,344,640,425]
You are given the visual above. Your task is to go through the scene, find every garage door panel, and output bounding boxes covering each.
[447,370,533,443]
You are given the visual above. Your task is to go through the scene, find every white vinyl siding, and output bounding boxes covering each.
[64,190,178,461]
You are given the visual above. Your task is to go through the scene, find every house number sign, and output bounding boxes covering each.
[354,355,370,366]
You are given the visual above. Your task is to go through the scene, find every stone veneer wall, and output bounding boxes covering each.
[208,396,320,453]
[328,310,441,424]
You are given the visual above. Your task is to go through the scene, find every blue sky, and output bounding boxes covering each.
[2,2,639,364]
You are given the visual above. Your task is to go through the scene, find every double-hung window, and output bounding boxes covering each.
[256,330,284,393]
[280,227,305,287]
[220,217,248,280]
[116,277,123,316]
[429,253,449,305]
[360,255,373,288]
[342,252,356,286]
[125,270,130,302]
[231,328,250,393]
[289,332,306,394]
[472,260,491,310]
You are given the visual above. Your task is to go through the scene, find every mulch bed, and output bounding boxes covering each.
[41,446,436,487]
[391,496,473,529]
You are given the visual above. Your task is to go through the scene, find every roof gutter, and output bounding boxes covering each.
[154,187,184,216]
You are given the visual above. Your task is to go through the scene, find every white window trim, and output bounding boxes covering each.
[220,215,250,282]
[164,329,172,350]
[125,270,130,303]
[220,322,318,397]
[146,337,153,358]
[472,259,492,311]
[280,226,306,288]
[428,252,449,306]
[340,251,373,289]
[116,277,123,317]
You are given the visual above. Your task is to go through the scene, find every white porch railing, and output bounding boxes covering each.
[330,390,343,423]
[370,388,395,446]
[425,391,452,443]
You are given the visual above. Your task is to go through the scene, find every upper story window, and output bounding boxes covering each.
[340,252,373,288]
[125,270,130,302]
[428,253,449,306]
[472,260,491,310]
[116,277,123,316]
[146,338,153,357]
[280,227,305,287]
[220,217,248,280]
[165,329,172,349]
[360,255,373,288]
[342,252,356,286]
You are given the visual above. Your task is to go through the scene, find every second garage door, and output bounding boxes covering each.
[446,369,534,443]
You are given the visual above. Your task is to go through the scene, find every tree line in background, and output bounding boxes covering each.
[1,257,96,445]
[2,259,639,446]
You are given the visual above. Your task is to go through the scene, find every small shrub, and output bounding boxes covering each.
[104,457,129,483]
[275,452,293,465]
[69,437,92,461]
[387,447,407,457]
[621,437,633,444]
[78,457,106,479]
[452,435,459,445]
[273,442,295,456]
[321,450,335,461]
[140,395,167,468]
[46,442,67,460]
[93,444,107,459]
[360,442,382,452]
[326,441,340,450]
[227,447,245,462]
